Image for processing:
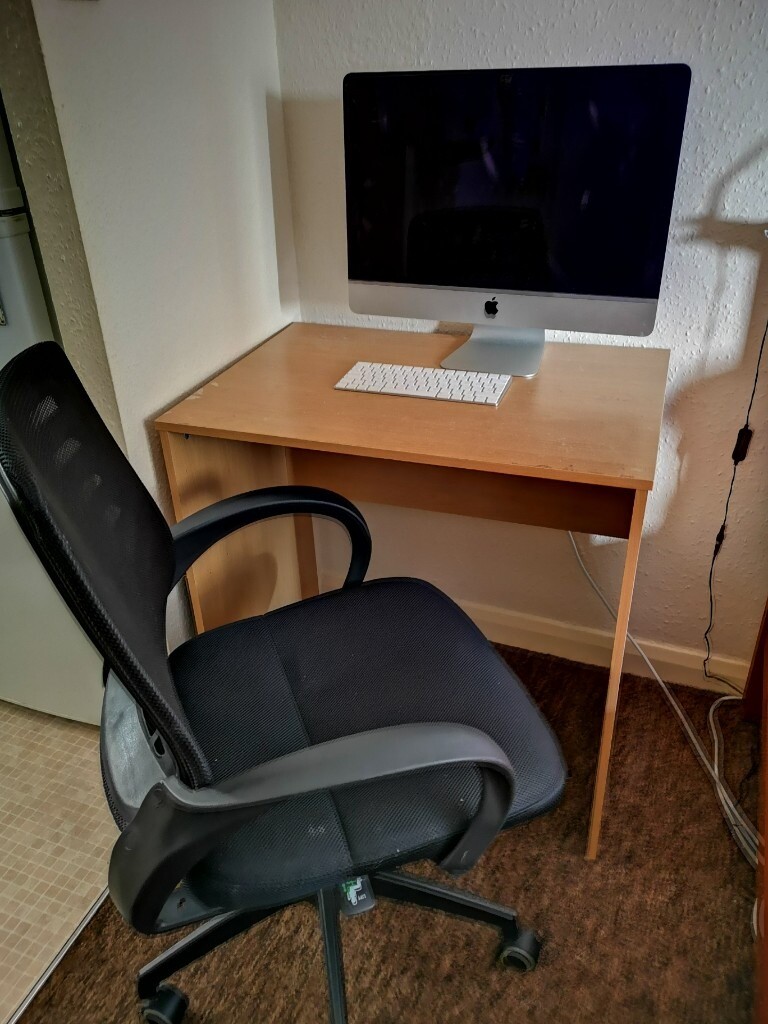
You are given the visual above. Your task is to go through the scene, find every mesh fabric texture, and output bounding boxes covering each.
[0,342,210,786]
[0,342,565,919]
[169,579,566,909]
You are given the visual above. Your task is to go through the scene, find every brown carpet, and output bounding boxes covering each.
[20,648,758,1024]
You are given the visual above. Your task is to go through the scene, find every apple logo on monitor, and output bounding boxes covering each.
[484,297,498,318]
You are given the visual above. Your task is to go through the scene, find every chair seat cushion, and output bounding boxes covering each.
[169,578,566,910]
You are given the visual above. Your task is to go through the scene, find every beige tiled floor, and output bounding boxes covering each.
[0,700,117,1024]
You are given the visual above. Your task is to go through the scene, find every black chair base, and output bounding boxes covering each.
[136,870,542,1024]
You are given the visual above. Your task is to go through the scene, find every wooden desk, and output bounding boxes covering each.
[156,322,669,858]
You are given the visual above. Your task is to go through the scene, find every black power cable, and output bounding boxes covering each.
[702,314,767,690]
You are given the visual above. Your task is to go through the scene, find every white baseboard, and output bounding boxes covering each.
[319,573,746,694]
[456,597,746,694]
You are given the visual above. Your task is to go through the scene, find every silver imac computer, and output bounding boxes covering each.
[343,64,690,377]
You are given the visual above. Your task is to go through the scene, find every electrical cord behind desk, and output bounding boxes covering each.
[703,314,767,688]
[568,532,760,874]
[570,311,766,937]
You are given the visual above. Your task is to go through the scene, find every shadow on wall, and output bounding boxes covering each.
[266,92,300,314]
[135,88,302,646]
[681,138,768,374]
[561,138,768,659]
[280,97,351,317]
[668,222,767,519]
[662,139,768,645]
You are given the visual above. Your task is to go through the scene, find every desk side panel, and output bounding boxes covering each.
[159,431,305,632]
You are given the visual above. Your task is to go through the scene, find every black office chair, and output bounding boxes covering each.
[0,341,566,1024]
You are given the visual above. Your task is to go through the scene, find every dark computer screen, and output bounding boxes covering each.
[343,65,690,300]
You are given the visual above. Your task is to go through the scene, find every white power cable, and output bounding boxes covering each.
[568,531,760,870]
[708,696,760,857]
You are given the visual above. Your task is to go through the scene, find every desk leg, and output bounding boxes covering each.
[286,451,320,599]
[292,517,319,599]
[585,488,648,860]
[159,431,311,631]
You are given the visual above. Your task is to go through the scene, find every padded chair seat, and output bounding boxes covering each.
[169,578,566,909]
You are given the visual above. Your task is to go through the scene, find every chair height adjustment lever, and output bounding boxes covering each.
[338,875,376,916]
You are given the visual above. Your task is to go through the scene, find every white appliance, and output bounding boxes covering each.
[0,116,103,724]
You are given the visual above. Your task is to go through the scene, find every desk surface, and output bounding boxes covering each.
[156,323,669,490]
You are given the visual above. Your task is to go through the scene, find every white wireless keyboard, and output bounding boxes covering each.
[335,361,511,406]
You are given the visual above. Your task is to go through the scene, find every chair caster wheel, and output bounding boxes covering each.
[140,983,189,1024]
[498,928,542,972]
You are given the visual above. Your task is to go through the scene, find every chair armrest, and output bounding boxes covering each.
[170,484,371,588]
[109,723,513,933]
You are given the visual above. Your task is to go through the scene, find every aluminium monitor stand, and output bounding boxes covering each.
[441,326,545,378]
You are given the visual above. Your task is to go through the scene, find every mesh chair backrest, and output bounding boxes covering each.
[0,342,211,786]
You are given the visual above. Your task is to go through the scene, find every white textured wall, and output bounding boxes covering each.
[31,0,298,644]
[30,0,298,496]
[0,1,119,723]
[275,0,768,671]
[1,0,124,444]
